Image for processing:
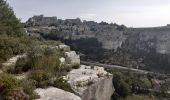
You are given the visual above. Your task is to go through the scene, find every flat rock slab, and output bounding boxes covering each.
[35,87,81,100]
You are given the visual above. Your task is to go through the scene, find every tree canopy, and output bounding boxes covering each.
[0,0,23,36]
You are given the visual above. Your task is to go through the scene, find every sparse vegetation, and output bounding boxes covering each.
[110,69,170,100]
[0,74,29,100]
[0,74,19,93]
[28,70,50,88]
[19,79,37,99]
[53,77,73,92]
[14,57,30,74]
[0,0,73,99]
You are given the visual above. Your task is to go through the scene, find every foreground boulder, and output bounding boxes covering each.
[65,65,114,100]
[35,87,81,100]
[82,75,114,100]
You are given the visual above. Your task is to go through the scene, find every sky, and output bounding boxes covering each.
[7,0,170,27]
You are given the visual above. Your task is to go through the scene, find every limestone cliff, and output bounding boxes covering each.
[25,15,170,73]
[35,87,81,100]
[26,15,125,50]
[128,27,170,54]
[65,65,114,100]
[82,75,114,100]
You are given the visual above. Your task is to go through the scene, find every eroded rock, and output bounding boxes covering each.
[35,87,81,100]
[65,51,80,65]
[65,65,114,100]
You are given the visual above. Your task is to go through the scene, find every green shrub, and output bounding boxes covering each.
[20,79,37,99]
[15,57,30,74]
[0,74,28,99]
[72,64,80,69]
[112,73,131,98]
[0,35,27,63]
[27,47,60,71]
[0,0,23,36]
[53,77,73,92]
[55,65,72,77]
[28,70,50,88]
[0,74,19,93]
[5,88,29,100]
[2,65,15,74]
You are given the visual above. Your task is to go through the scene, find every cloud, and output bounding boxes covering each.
[79,13,97,21]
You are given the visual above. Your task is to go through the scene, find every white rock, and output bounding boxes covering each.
[35,87,81,100]
[65,51,80,65]
[59,44,70,51]
[15,73,28,80]
[66,65,109,96]
[59,57,65,65]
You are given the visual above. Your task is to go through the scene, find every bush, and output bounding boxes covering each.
[53,77,73,92]
[72,64,80,69]
[55,65,72,77]
[15,57,30,74]
[0,35,26,62]
[27,47,60,71]
[28,70,50,88]
[0,74,19,93]
[112,73,131,98]
[20,79,37,99]
[5,88,29,100]
[2,65,15,74]
[0,74,29,99]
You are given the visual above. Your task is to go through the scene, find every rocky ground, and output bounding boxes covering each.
[64,65,114,100]
[25,15,170,73]
[35,87,81,100]
[0,44,114,100]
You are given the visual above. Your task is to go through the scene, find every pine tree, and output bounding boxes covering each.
[0,0,23,36]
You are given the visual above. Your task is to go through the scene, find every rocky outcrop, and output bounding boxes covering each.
[65,51,80,65]
[26,15,125,50]
[65,65,114,100]
[26,15,170,54]
[26,15,170,72]
[128,27,170,54]
[35,87,81,100]
[59,44,70,51]
[82,75,113,100]
[26,15,57,27]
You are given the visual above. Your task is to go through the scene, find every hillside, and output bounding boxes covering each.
[1,0,170,99]
[26,15,170,73]
[0,1,114,100]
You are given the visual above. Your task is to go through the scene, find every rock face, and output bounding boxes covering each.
[82,75,113,100]
[65,65,114,100]
[26,15,57,27]
[59,44,70,51]
[128,27,170,54]
[26,15,170,72]
[26,15,125,50]
[35,87,81,100]
[65,51,80,65]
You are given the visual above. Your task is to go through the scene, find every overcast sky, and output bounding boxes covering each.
[7,0,170,27]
